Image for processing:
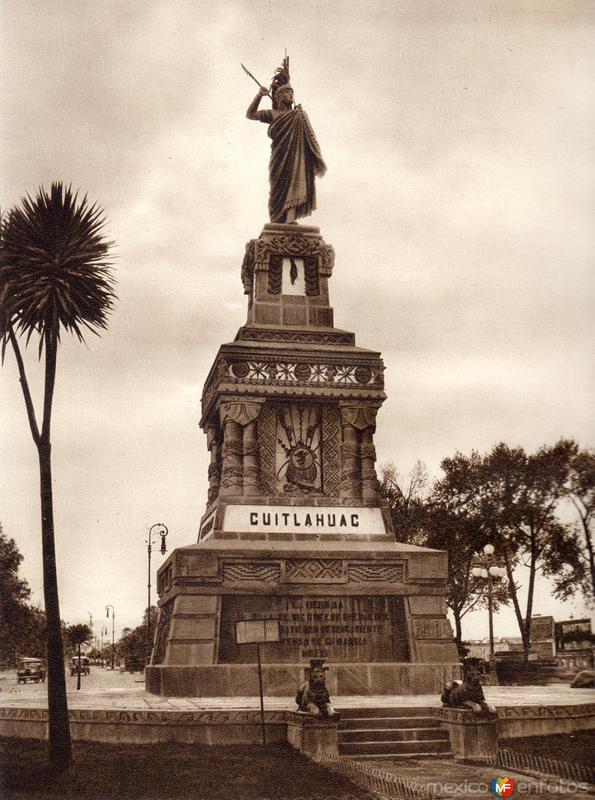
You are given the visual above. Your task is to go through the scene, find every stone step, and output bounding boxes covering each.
[340,715,440,730]
[349,751,452,761]
[339,738,452,756]
[340,727,449,743]
[338,706,438,718]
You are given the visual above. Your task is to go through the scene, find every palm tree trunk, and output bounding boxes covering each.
[38,440,72,770]
[38,331,72,771]
[77,642,81,691]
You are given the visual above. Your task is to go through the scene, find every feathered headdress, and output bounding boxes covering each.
[270,56,292,109]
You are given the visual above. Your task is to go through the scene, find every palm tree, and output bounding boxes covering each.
[66,623,93,690]
[0,183,115,772]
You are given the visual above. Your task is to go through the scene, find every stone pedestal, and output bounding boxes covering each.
[286,713,339,761]
[436,708,499,763]
[146,224,460,696]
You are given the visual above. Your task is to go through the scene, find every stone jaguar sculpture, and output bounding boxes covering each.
[441,666,497,715]
[296,659,339,719]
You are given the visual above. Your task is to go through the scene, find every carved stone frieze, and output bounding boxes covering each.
[224,359,382,388]
[236,328,355,346]
[241,231,335,294]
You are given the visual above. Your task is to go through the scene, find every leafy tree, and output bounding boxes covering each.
[379,461,431,546]
[0,522,48,667]
[433,441,584,662]
[66,623,92,690]
[117,606,159,667]
[425,456,510,656]
[564,445,595,597]
[0,184,115,771]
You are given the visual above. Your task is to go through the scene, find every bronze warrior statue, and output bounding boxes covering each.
[246,57,326,224]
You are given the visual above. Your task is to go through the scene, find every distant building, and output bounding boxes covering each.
[554,618,594,673]
[525,615,556,659]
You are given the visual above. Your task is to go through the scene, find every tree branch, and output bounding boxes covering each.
[8,325,41,446]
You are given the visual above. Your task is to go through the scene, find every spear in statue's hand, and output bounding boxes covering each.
[241,63,271,96]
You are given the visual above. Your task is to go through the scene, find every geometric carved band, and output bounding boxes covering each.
[285,559,344,581]
[223,562,280,582]
[222,439,243,458]
[347,563,405,583]
[221,560,406,584]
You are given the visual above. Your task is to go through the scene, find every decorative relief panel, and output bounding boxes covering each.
[347,563,405,583]
[223,562,280,582]
[284,559,345,582]
[276,403,322,494]
[257,402,342,499]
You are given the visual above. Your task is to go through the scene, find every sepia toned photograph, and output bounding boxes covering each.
[1,1,593,798]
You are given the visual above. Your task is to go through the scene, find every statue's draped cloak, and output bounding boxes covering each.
[264,106,326,223]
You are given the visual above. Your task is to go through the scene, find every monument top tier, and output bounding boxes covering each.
[240,223,338,334]
[197,222,391,545]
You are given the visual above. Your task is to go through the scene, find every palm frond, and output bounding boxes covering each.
[0,182,116,351]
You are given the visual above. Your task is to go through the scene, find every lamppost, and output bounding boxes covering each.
[100,625,108,668]
[471,544,507,657]
[145,523,168,664]
[105,605,115,670]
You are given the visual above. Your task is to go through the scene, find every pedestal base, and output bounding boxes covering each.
[145,662,461,697]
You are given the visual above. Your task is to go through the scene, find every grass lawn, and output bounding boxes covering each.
[0,737,376,800]
[500,731,595,767]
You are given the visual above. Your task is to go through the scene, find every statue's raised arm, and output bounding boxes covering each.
[245,57,326,224]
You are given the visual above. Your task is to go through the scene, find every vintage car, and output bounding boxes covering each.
[16,657,46,684]
[69,655,91,676]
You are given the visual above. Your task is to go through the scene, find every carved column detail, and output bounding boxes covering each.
[340,406,378,501]
[206,424,222,504]
[360,427,378,502]
[220,418,243,495]
[340,420,361,500]
[219,402,263,496]
[242,420,260,496]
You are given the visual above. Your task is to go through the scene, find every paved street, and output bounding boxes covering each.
[1,668,594,710]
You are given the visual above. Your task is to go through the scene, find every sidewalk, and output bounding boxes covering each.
[354,756,595,800]
[1,669,593,710]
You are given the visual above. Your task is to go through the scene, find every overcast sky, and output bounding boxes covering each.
[1,0,593,644]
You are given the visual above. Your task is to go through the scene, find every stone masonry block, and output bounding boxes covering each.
[409,596,447,615]
[166,642,214,666]
[174,595,218,614]
[169,617,217,640]
[282,306,307,326]
[254,304,282,325]
[407,551,448,580]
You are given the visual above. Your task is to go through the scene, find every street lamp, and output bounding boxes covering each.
[145,523,168,664]
[471,544,507,657]
[105,605,115,670]
[100,626,108,668]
